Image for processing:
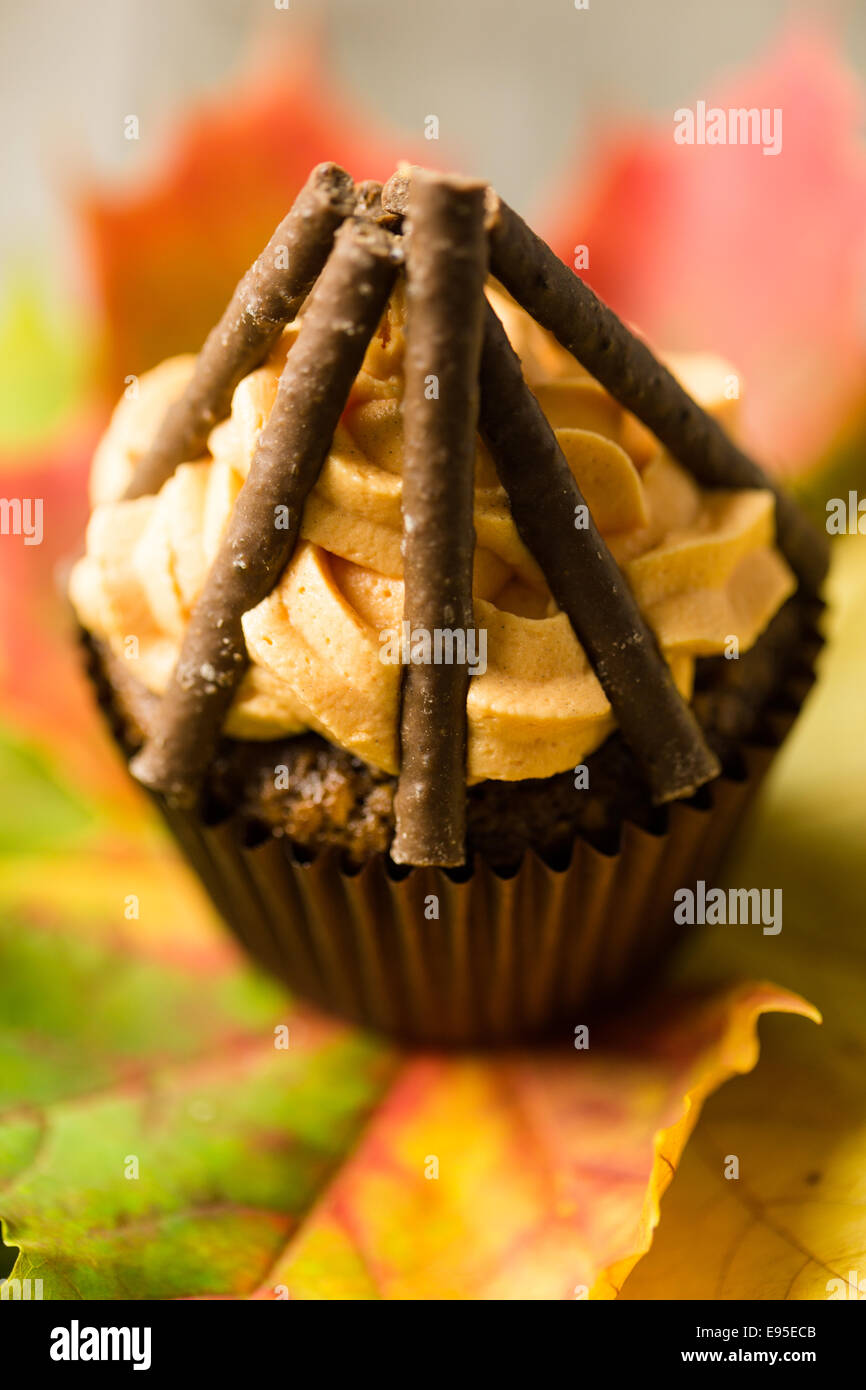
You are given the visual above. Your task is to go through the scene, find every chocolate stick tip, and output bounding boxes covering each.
[353,179,402,229]
[383,164,488,219]
[309,160,355,202]
[381,166,412,217]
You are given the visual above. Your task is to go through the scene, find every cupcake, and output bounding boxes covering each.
[69,163,826,1044]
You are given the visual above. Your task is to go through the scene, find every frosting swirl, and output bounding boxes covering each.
[70,284,795,781]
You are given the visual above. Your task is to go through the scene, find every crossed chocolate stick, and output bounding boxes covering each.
[127,161,828,867]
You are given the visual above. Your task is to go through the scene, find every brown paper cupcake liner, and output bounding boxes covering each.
[84,618,822,1046]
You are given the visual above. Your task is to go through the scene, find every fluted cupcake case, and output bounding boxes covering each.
[86,610,820,1044]
[77,161,829,1045]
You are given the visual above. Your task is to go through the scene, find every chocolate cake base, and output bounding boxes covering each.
[87,593,821,872]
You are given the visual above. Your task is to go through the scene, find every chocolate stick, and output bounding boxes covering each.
[478,301,720,805]
[382,170,829,595]
[124,162,356,501]
[130,219,401,806]
[353,179,402,230]
[391,171,488,867]
[486,192,829,594]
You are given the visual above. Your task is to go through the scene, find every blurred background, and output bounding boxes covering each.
[3,0,866,1302]
[5,0,866,257]
[2,0,865,466]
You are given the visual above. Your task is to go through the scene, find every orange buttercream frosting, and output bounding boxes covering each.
[69,284,795,781]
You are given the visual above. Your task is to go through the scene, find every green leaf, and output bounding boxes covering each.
[0,899,395,1299]
[0,728,94,853]
[0,273,92,449]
